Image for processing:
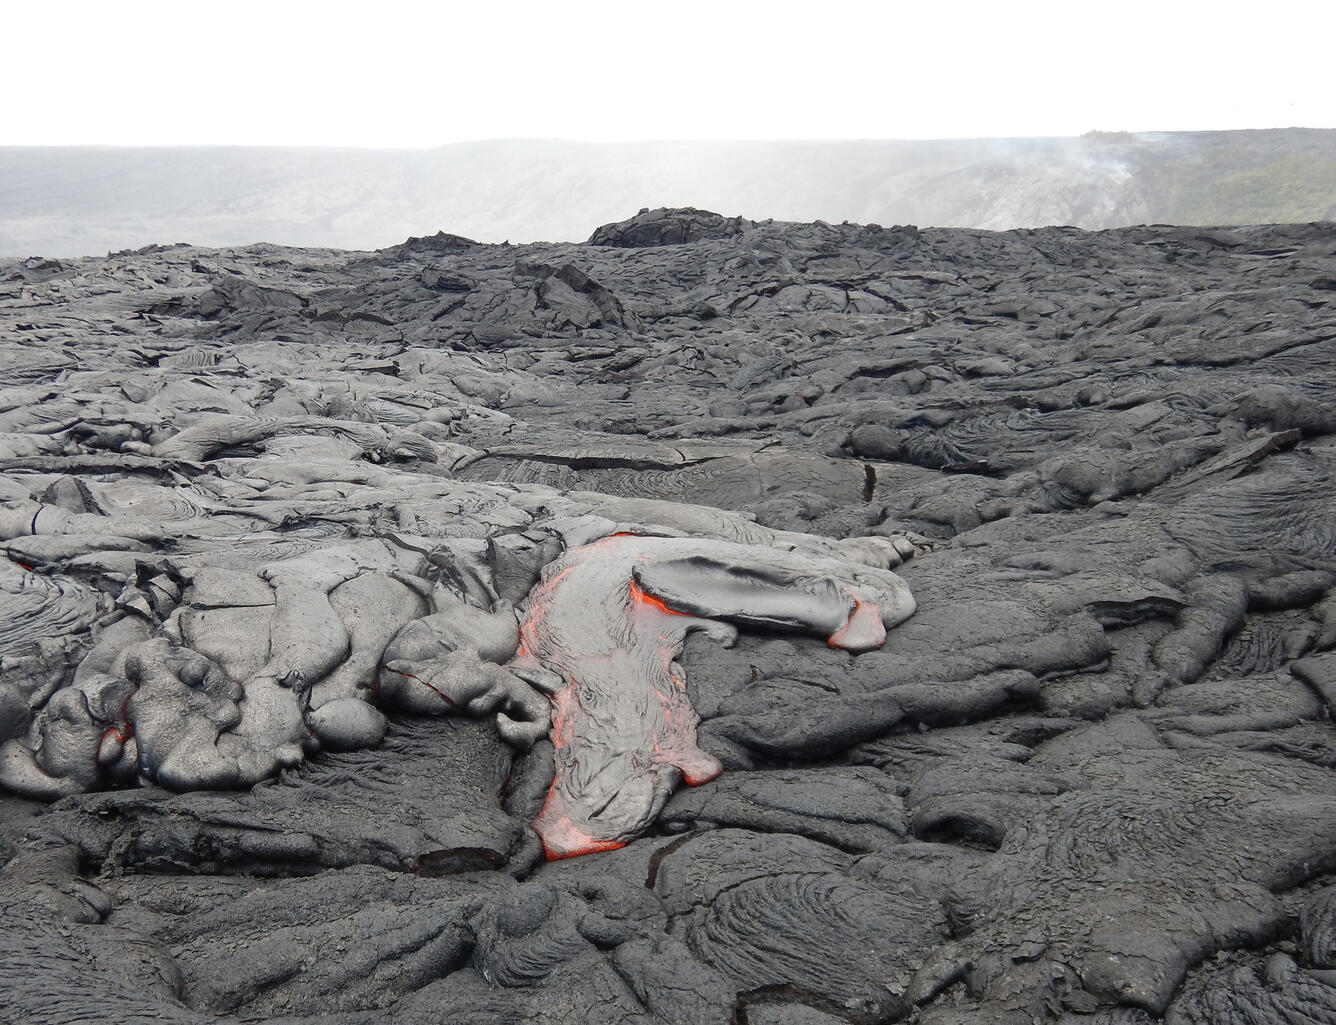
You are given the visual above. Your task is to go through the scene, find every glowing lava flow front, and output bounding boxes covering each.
[510,534,916,860]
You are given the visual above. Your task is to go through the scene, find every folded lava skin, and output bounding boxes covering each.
[513,533,916,858]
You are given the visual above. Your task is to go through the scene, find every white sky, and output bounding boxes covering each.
[4,0,1333,147]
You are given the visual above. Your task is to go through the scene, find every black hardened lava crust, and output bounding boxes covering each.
[3,209,1336,1024]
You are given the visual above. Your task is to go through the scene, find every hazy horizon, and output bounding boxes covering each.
[6,125,1335,151]
[4,130,1335,258]
[7,1,1332,255]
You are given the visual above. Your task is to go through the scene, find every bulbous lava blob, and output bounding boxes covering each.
[510,534,916,859]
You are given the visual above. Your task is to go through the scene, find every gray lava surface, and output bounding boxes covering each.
[4,208,1336,1023]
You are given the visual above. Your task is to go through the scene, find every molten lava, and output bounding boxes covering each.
[509,534,916,859]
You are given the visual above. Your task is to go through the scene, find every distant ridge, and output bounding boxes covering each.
[2,129,1334,257]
